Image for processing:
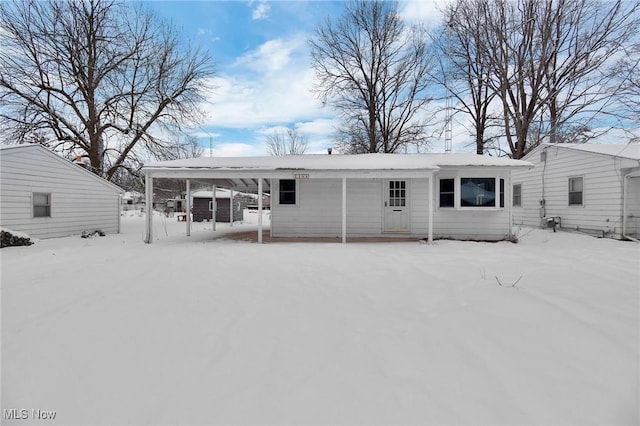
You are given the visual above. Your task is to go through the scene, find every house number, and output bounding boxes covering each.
[294,174,309,179]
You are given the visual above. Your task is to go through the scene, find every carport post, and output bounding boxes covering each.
[186,179,191,237]
[144,174,153,244]
[229,188,234,226]
[258,178,263,243]
[428,172,434,243]
[342,177,347,243]
[211,185,217,231]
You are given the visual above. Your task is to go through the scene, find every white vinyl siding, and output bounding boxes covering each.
[511,145,640,239]
[432,168,512,240]
[271,174,512,241]
[271,178,382,237]
[0,145,122,239]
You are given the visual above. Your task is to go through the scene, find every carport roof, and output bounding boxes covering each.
[142,153,532,191]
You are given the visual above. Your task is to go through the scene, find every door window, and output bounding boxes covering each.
[388,181,406,207]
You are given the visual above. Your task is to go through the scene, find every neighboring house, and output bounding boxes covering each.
[141,153,532,243]
[511,143,640,240]
[121,191,144,211]
[191,189,244,222]
[0,144,123,239]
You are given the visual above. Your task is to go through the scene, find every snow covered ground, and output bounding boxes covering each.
[2,211,639,425]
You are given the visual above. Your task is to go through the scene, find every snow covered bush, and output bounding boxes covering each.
[1,229,33,248]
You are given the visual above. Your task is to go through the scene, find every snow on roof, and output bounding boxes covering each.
[545,143,640,160]
[192,188,234,199]
[144,153,531,171]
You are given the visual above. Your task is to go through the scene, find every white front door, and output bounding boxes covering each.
[384,179,410,232]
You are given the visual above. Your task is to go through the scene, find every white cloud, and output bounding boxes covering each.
[398,0,448,27]
[200,35,329,131]
[207,142,266,157]
[233,37,303,74]
[251,1,270,20]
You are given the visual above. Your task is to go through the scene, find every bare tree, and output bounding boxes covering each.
[266,128,308,155]
[309,0,434,154]
[436,0,500,155]
[437,0,639,158]
[0,0,214,180]
[484,0,639,158]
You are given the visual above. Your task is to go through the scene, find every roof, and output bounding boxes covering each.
[192,188,238,199]
[540,143,640,161]
[0,144,124,194]
[144,153,530,171]
[142,153,532,192]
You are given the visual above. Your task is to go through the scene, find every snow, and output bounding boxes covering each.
[143,152,532,172]
[2,211,638,425]
[541,143,640,160]
[191,188,256,200]
[0,227,34,241]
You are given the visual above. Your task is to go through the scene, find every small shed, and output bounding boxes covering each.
[511,143,640,240]
[0,144,123,239]
[191,189,244,223]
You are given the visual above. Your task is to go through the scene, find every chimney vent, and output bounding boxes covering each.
[327,148,332,155]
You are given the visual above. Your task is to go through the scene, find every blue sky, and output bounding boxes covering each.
[144,1,445,156]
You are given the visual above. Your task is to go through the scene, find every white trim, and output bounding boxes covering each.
[275,178,299,207]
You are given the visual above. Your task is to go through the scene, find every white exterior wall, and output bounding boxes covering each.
[0,146,122,239]
[432,168,513,240]
[271,172,513,240]
[271,178,383,237]
[511,145,640,239]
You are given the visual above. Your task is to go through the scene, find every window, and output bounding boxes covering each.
[460,178,496,207]
[439,178,455,208]
[279,179,296,205]
[569,177,583,205]
[513,184,522,207]
[388,180,406,207]
[33,192,51,217]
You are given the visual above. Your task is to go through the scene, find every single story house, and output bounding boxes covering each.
[141,153,532,243]
[0,144,123,239]
[511,143,640,240]
[191,188,244,223]
[122,191,144,210]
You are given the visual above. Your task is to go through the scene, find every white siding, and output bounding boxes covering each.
[511,145,640,239]
[271,173,513,240]
[432,168,513,240]
[0,146,122,239]
[271,179,383,237]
